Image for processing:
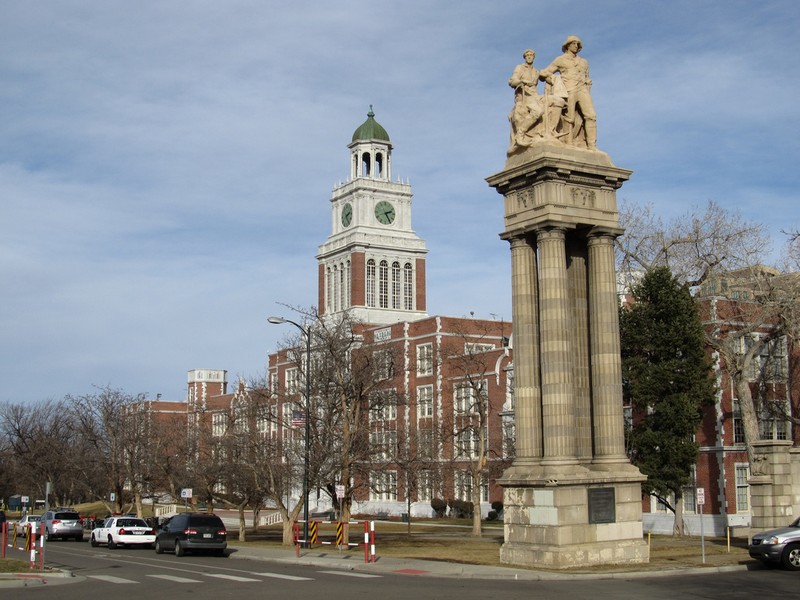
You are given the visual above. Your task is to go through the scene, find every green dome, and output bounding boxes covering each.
[351,106,390,142]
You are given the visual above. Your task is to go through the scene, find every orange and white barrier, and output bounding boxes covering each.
[293,519,376,563]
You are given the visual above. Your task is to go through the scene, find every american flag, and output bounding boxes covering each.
[291,410,306,427]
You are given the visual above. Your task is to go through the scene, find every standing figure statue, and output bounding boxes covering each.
[540,35,597,150]
[507,49,545,153]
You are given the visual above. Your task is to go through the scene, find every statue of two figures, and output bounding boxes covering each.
[508,35,597,155]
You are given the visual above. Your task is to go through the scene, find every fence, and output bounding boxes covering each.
[2,522,44,570]
[293,519,376,563]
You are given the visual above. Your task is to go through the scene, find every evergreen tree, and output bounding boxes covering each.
[620,266,716,535]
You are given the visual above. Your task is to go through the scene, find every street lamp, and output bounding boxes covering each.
[267,316,311,549]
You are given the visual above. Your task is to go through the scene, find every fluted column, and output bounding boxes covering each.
[587,232,627,462]
[536,228,577,464]
[509,234,542,462]
[567,239,592,462]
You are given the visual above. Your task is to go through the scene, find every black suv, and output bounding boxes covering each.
[154,513,227,556]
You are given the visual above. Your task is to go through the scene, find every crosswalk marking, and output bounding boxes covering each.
[317,570,382,578]
[147,574,203,583]
[87,575,138,584]
[205,573,262,582]
[252,572,313,581]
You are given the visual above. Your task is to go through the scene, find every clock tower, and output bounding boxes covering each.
[317,107,428,325]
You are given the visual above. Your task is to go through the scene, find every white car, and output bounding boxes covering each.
[14,515,41,537]
[90,517,156,549]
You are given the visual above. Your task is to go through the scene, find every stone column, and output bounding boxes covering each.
[567,238,592,461]
[587,232,627,462]
[536,227,577,465]
[509,234,542,462]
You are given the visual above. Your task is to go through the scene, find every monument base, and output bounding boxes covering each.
[499,466,649,569]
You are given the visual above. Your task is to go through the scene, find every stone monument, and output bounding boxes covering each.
[487,36,649,568]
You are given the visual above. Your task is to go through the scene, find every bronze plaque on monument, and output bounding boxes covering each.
[588,487,616,524]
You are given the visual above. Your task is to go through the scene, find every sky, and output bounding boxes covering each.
[2,1,799,405]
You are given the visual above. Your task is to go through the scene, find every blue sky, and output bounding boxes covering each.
[2,1,798,405]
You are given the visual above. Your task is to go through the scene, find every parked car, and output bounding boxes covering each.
[14,515,41,537]
[749,516,800,570]
[154,513,227,556]
[42,509,84,541]
[90,516,156,549]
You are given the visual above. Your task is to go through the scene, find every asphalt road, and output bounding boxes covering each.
[3,538,798,599]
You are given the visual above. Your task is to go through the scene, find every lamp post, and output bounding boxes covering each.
[267,316,311,549]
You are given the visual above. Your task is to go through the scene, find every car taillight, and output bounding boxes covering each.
[150,529,157,535]
[218,530,227,536]
[52,520,62,525]
[118,528,128,535]
[184,528,198,535]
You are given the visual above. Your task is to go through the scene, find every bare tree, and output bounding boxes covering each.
[617,199,800,467]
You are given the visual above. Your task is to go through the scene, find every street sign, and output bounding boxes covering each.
[335,485,345,499]
[181,488,193,499]
[697,487,705,506]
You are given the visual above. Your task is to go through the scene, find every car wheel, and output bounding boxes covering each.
[108,536,116,549]
[214,549,226,557]
[45,529,52,542]
[154,539,164,554]
[90,534,99,547]
[174,540,185,557]
[781,543,800,570]
[75,534,83,542]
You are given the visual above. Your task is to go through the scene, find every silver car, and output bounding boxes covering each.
[749,516,800,570]
[42,509,84,541]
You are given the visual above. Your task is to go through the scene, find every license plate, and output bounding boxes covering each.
[203,533,212,538]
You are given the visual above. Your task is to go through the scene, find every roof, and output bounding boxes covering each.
[351,106,390,143]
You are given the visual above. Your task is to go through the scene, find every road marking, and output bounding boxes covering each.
[87,575,139,584]
[147,574,203,583]
[206,573,262,582]
[252,572,313,581]
[317,570,382,578]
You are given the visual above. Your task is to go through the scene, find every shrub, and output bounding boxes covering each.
[430,498,447,518]
[487,510,498,521]
[491,500,503,512]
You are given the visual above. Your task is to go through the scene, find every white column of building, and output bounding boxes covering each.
[587,232,627,462]
[567,240,592,462]
[509,234,542,462]
[536,228,577,464]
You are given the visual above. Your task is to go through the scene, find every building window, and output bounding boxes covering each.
[417,343,433,376]
[454,471,488,503]
[455,427,486,459]
[366,259,376,307]
[286,367,299,394]
[733,401,746,445]
[502,417,515,459]
[682,467,696,514]
[454,381,486,415]
[465,342,495,354]
[212,413,227,437]
[326,267,333,312]
[404,263,414,310]
[379,260,389,308]
[370,470,397,501]
[371,389,397,421]
[417,385,433,418]
[233,406,248,434]
[418,428,435,459]
[370,430,397,460]
[391,261,401,309]
[373,350,394,381]
[416,470,434,503]
[735,463,750,512]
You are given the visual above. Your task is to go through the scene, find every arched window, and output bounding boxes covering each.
[339,262,346,310]
[326,267,333,312]
[379,260,389,308]
[366,259,376,307]
[361,152,371,177]
[375,152,383,178]
[391,261,401,308]
[332,264,340,312]
[404,263,414,310]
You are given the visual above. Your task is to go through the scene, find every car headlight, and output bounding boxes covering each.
[765,536,781,545]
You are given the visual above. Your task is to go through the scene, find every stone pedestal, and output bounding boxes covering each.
[487,142,649,568]
[749,440,796,532]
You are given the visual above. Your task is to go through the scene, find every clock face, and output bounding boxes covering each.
[341,203,353,227]
[374,201,396,225]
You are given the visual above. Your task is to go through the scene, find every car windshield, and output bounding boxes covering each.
[29,516,41,522]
